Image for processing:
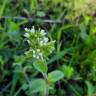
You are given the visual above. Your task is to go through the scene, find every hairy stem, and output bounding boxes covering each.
[42,73,49,96]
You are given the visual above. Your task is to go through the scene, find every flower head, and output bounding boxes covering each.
[24,26,55,60]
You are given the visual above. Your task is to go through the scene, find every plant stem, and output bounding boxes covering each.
[24,73,30,84]
[42,73,49,96]
[46,85,49,96]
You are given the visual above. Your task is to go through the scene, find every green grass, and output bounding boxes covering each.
[0,0,96,96]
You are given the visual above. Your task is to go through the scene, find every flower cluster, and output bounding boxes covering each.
[24,26,55,60]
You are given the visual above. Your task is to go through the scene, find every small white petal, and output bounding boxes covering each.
[53,40,56,43]
[39,53,42,56]
[27,40,30,43]
[37,49,40,52]
[24,33,30,37]
[32,26,35,29]
[44,37,48,42]
[39,28,40,31]
[36,56,39,59]
[33,54,36,58]
[40,30,46,36]
[30,28,35,33]
[33,50,36,54]
[25,51,29,55]
[24,28,29,31]
[41,29,45,33]
[40,41,43,45]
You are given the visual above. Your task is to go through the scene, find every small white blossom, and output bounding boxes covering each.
[39,40,44,46]
[40,29,46,36]
[36,56,39,59]
[33,54,36,58]
[24,27,55,60]
[24,28,29,32]
[37,49,40,52]
[30,27,35,33]
[33,50,36,54]
[44,37,48,42]
[53,40,56,43]
[25,51,29,55]
[39,53,43,56]
[24,33,30,37]
[27,40,31,44]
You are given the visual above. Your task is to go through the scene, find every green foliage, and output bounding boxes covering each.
[28,79,46,95]
[48,70,64,83]
[86,81,95,96]
[33,60,47,73]
[60,65,74,79]
[24,27,55,60]
[0,0,96,96]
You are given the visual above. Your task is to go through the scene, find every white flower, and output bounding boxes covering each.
[37,49,40,52]
[24,27,55,60]
[36,56,39,59]
[33,54,36,58]
[39,40,44,46]
[25,51,29,55]
[39,52,42,56]
[24,33,30,37]
[30,26,35,33]
[24,28,29,32]
[27,40,30,44]
[53,40,56,43]
[33,50,36,54]
[40,29,46,36]
[44,37,48,42]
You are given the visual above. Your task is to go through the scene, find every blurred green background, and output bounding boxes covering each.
[0,0,96,96]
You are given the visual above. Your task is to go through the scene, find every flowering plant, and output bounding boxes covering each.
[24,27,64,96]
[24,26,55,60]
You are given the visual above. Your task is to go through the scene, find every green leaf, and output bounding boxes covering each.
[29,79,46,94]
[47,48,73,65]
[86,81,94,96]
[48,70,64,83]
[74,0,86,10]
[60,65,74,79]
[22,83,28,91]
[33,60,47,73]
[0,0,8,17]
[10,73,19,96]
[36,11,45,17]
[30,0,37,10]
